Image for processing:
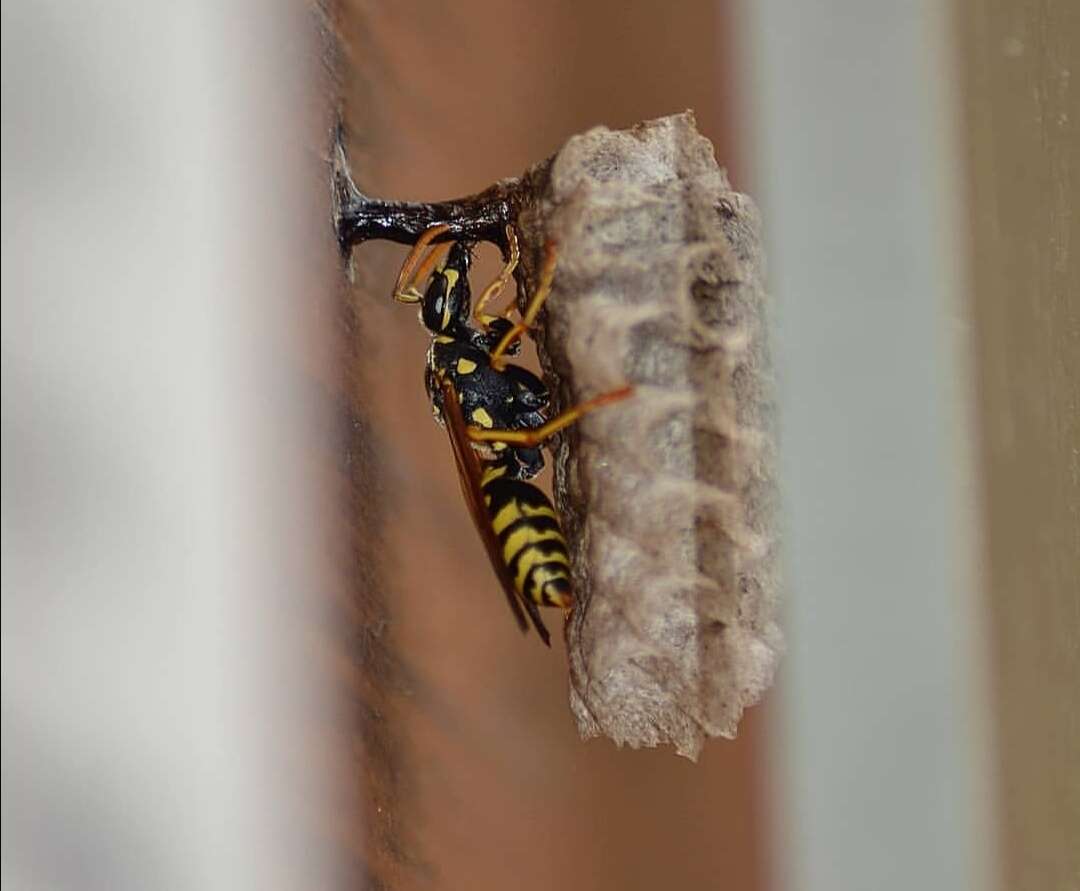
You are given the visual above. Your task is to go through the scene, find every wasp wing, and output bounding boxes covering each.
[438,378,552,646]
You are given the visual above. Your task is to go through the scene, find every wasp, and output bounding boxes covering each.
[391,224,632,645]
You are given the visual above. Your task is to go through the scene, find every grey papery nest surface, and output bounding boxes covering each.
[517,113,783,759]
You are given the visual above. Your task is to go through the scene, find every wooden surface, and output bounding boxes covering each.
[957,1,1079,887]
[338,2,769,889]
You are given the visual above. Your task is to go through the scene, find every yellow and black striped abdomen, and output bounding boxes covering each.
[481,467,573,610]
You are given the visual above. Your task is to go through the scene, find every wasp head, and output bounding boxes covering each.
[414,241,473,335]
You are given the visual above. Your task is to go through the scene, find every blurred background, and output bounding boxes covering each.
[2,2,1076,891]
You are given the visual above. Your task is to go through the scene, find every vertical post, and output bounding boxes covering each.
[1,4,347,888]
[742,1,994,888]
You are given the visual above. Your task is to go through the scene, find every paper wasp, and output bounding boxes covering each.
[392,224,632,645]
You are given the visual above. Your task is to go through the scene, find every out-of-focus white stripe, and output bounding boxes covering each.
[2,3,341,889]
[736,2,995,889]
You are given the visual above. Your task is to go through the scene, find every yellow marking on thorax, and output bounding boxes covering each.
[434,335,455,344]
[471,407,494,428]
[491,500,557,535]
[480,464,507,486]
[456,357,478,375]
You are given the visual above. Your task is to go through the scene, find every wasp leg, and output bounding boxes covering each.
[467,386,634,447]
[393,223,452,303]
[473,225,520,327]
[489,239,558,368]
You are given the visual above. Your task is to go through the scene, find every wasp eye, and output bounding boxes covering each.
[422,278,451,332]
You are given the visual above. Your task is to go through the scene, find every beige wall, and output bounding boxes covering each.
[958,1,1080,887]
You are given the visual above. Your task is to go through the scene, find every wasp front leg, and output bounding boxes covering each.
[472,225,520,328]
[489,239,558,369]
[392,223,452,304]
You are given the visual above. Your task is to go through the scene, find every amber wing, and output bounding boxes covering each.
[438,378,552,645]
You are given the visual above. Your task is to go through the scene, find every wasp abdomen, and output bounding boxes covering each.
[481,470,572,610]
